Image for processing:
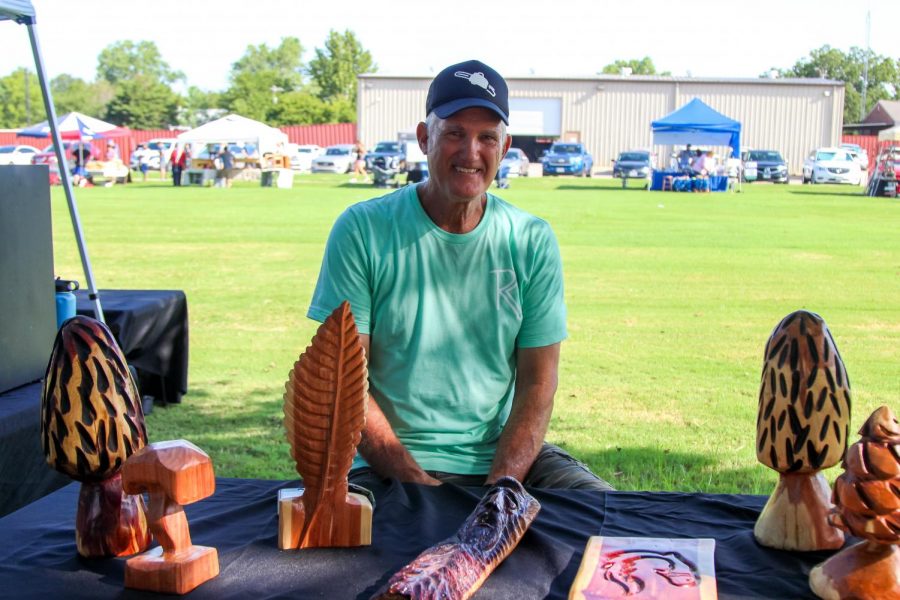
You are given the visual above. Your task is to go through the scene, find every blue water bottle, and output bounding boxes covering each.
[54,278,79,329]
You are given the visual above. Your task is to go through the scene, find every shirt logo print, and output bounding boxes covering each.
[492,269,522,319]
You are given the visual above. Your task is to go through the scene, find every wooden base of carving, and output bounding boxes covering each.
[278,488,372,549]
[754,472,845,551]
[810,542,900,600]
[75,472,151,558]
[126,545,219,595]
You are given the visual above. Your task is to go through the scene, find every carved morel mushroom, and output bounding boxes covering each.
[41,315,150,557]
[810,406,900,600]
[754,310,850,550]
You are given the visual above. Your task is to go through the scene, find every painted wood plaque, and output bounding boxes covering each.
[569,537,718,600]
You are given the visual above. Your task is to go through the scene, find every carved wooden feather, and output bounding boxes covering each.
[282,301,370,548]
[810,406,900,600]
[754,310,849,551]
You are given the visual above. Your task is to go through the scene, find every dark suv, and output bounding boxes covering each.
[742,150,788,183]
[612,150,653,181]
[364,141,406,172]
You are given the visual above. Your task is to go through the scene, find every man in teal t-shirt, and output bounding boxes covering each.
[308,60,611,491]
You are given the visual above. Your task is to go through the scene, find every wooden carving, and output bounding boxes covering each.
[122,440,219,595]
[279,301,372,549]
[373,477,540,600]
[754,310,850,551]
[810,406,900,599]
[41,315,151,558]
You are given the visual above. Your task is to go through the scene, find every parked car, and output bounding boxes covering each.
[286,144,323,171]
[839,143,869,171]
[741,149,789,183]
[32,141,97,169]
[500,147,529,177]
[612,150,653,180]
[364,141,406,172]
[802,148,863,185]
[0,144,40,165]
[311,144,356,174]
[130,138,177,171]
[541,142,593,176]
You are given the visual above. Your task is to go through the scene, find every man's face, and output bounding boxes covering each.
[417,107,511,204]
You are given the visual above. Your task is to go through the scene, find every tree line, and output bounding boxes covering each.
[0,29,373,130]
[1,41,896,130]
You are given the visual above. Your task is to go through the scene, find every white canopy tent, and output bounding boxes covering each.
[1,0,103,319]
[177,114,288,155]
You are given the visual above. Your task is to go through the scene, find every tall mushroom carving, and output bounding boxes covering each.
[810,406,900,599]
[41,315,151,557]
[754,310,850,550]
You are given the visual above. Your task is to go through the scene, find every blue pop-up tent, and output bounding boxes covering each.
[651,98,741,158]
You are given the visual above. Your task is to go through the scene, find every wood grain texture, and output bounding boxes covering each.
[810,406,900,599]
[282,301,370,548]
[41,315,147,482]
[40,315,150,558]
[373,477,540,600]
[754,310,849,551]
[122,440,218,595]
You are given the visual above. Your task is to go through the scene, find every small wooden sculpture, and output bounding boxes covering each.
[41,315,151,557]
[754,310,851,551]
[121,440,219,595]
[810,406,900,599]
[279,301,372,549]
[373,477,540,600]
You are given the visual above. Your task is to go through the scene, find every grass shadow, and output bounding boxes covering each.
[560,444,774,495]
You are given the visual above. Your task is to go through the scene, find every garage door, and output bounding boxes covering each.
[508,98,561,136]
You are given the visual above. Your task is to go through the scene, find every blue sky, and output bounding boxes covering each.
[2,0,897,92]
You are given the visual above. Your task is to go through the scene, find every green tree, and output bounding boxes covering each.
[50,74,114,117]
[0,67,43,127]
[222,37,307,124]
[770,45,900,124]
[601,57,670,76]
[271,90,331,125]
[104,76,179,129]
[96,40,183,85]
[307,29,375,105]
[178,86,223,127]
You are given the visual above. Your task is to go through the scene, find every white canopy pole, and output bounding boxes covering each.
[24,18,104,322]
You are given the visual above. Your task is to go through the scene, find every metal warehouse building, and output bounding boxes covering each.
[356,73,844,176]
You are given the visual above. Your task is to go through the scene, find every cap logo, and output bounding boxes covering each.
[454,71,496,97]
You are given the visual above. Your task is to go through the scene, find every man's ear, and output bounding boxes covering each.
[502,134,512,158]
[416,121,429,154]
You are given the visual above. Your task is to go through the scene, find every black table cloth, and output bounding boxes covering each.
[0,382,69,517]
[0,477,839,599]
[75,289,189,404]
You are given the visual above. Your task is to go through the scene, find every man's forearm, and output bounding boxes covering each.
[358,393,440,485]
[486,382,554,483]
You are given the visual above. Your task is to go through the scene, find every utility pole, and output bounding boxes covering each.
[861,10,870,122]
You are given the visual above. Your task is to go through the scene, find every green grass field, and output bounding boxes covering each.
[49,174,900,493]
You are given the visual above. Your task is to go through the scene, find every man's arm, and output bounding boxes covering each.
[356,334,441,486]
[486,343,560,484]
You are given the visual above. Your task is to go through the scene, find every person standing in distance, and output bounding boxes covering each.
[308,60,612,491]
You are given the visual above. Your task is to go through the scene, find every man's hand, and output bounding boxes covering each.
[486,343,560,484]
[357,334,441,486]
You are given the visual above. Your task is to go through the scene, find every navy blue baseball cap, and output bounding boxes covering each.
[425,60,509,125]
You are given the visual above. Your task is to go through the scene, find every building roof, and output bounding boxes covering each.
[874,100,900,122]
[359,72,841,87]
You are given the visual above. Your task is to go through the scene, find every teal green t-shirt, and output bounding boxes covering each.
[307,184,567,474]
